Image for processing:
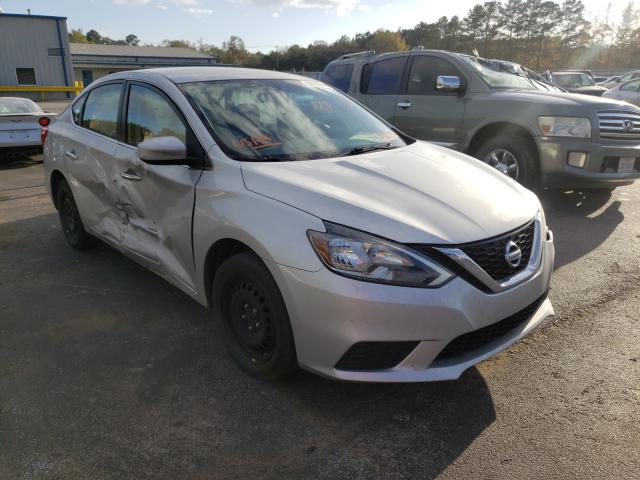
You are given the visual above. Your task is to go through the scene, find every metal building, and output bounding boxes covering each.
[70,43,217,86]
[0,12,74,99]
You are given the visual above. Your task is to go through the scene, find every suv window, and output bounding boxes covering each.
[323,63,354,92]
[81,83,123,139]
[361,57,406,95]
[407,56,463,95]
[126,84,186,147]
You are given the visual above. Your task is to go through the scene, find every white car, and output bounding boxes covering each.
[603,79,640,107]
[0,97,53,157]
[599,70,640,89]
[43,68,555,382]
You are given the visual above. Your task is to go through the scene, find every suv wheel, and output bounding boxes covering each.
[474,134,538,189]
[56,179,95,250]
[212,252,298,380]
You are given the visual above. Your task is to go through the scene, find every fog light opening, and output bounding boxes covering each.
[567,151,588,168]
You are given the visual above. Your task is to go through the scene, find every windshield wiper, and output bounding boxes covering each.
[338,143,397,157]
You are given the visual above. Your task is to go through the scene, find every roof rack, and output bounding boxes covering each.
[339,50,376,60]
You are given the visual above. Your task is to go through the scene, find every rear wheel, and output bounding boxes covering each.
[474,134,538,189]
[56,179,94,250]
[212,252,298,381]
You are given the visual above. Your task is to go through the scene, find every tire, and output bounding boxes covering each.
[211,251,298,381]
[474,134,539,189]
[56,179,95,250]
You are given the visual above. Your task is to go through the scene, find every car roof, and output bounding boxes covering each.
[103,67,310,84]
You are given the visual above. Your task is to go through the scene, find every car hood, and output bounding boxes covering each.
[240,142,540,244]
[494,89,634,109]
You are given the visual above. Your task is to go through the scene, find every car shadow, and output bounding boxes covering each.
[0,153,42,171]
[1,211,496,480]
[540,189,624,270]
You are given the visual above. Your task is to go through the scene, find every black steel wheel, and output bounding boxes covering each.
[56,179,95,250]
[212,252,298,380]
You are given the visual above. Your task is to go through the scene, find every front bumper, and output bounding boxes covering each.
[271,231,554,382]
[538,137,640,188]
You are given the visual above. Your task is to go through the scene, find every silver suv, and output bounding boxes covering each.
[322,50,640,189]
[43,67,554,382]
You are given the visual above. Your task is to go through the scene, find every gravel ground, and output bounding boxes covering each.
[0,158,638,480]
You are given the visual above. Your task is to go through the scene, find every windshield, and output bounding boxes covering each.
[553,73,595,88]
[0,98,42,114]
[180,79,408,161]
[457,55,542,90]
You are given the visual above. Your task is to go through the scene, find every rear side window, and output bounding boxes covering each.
[126,84,187,147]
[361,57,406,95]
[407,56,463,95]
[323,64,354,92]
[81,83,122,139]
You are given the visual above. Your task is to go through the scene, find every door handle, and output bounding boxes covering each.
[120,171,143,182]
[65,150,77,160]
[396,101,412,109]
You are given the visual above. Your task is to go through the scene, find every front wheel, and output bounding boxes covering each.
[212,252,298,381]
[474,134,539,189]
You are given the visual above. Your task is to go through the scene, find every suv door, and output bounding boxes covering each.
[358,55,408,122]
[112,82,205,292]
[393,54,467,147]
[64,82,124,243]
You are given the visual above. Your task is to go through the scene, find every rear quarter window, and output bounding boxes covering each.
[323,63,354,92]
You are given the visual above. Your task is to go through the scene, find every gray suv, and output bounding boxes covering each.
[322,50,640,189]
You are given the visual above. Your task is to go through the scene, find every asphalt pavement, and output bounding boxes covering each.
[0,157,638,480]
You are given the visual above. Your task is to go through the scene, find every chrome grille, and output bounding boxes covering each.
[597,110,640,140]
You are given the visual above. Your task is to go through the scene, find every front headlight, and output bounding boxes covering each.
[538,116,591,138]
[307,222,453,287]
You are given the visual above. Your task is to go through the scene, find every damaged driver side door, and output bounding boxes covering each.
[112,82,205,294]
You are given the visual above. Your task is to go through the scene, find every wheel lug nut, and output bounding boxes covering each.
[255,322,261,328]
[248,325,254,331]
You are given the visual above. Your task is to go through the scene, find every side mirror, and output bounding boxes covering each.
[137,136,188,165]
[436,75,462,93]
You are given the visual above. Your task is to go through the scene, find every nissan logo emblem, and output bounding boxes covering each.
[504,240,522,268]
[623,119,634,133]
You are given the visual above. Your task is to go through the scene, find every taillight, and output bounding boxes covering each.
[38,116,50,127]
[41,128,48,146]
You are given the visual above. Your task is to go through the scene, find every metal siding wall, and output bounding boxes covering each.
[0,16,72,99]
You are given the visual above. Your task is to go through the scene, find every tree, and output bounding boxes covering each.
[366,30,408,53]
[557,0,591,64]
[86,29,102,43]
[162,39,193,48]
[68,28,87,43]
[125,34,140,47]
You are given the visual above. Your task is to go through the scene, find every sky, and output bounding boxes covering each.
[0,0,629,52]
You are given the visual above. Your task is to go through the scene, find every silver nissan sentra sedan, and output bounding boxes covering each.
[43,67,554,382]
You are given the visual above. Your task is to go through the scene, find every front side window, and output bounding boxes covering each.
[16,68,36,85]
[71,95,86,124]
[126,84,186,146]
[181,79,408,162]
[407,56,463,95]
[323,64,354,92]
[81,83,122,139]
[361,57,406,95]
